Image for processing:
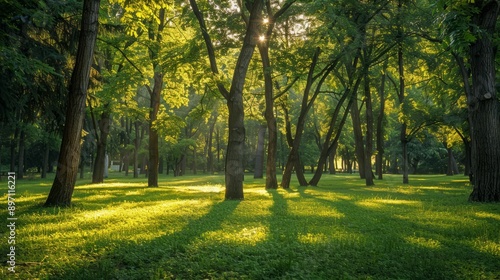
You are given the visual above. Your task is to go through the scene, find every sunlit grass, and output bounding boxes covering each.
[1,173,499,279]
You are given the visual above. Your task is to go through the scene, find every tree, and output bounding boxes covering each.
[190,0,264,199]
[45,0,101,206]
[465,1,500,201]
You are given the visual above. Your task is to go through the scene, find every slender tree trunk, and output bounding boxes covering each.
[309,88,355,186]
[282,48,323,189]
[133,120,140,178]
[92,110,110,183]
[254,124,266,179]
[350,98,366,179]
[376,61,387,180]
[148,72,162,187]
[258,43,278,189]
[363,66,374,186]
[397,0,409,185]
[207,114,216,174]
[468,1,500,202]
[45,0,100,207]
[445,144,454,176]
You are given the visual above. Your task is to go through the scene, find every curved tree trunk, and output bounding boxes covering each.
[45,0,100,207]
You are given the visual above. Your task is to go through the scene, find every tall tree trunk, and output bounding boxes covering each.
[148,72,162,187]
[254,0,296,188]
[397,0,409,185]
[45,0,100,207]
[376,61,387,180]
[92,110,110,183]
[254,124,266,179]
[258,43,278,189]
[350,98,366,179]
[190,0,263,199]
[468,1,500,202]
[363,65,374,186]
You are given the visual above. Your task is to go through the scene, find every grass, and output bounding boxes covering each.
[1,173,499,279]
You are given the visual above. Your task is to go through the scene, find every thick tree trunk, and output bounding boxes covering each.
[468,1,500,202]
[45,0,100,207]
[224,0,263,199]
[148,72,162,187]
[92,111,110,183]
[190,0,262,199]
[254,124,266,179]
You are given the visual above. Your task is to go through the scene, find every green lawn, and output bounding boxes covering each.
[1,173,499,279]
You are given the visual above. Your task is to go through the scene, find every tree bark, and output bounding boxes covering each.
[45,0,100,207]
[468,1,500,202]
[256,0,295,189]
[375,61,387,180]
[363,64,374,186]
[92,110,110,183]
[133,120,140,178]
[282,48,324,189]
[148,72,162,187]
[258,43,278,188]
[398,37,409,184]
[190,0,263,199]
[309,87,356,186]
[350,98,366,179]
[254,124,266,179]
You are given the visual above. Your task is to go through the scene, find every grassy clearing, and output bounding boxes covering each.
[1,173,499,279]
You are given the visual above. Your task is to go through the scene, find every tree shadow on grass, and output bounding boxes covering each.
[295,184,500,279]
[46,199,240,280]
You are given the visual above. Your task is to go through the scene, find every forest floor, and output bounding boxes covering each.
[1,173,499,279]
